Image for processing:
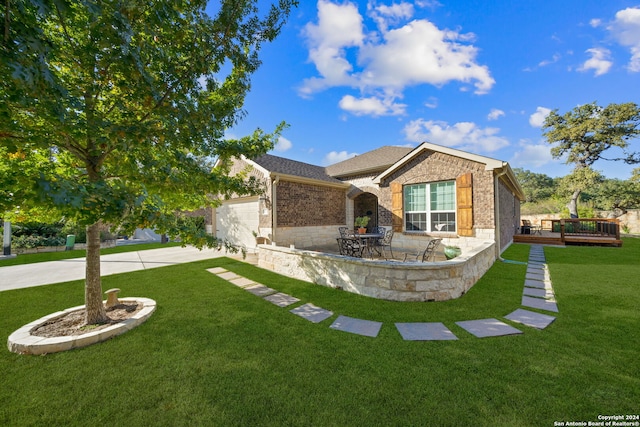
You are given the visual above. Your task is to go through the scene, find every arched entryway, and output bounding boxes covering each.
[353,192,379,231]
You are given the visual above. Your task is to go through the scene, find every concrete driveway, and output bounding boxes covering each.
[0,246,236,292]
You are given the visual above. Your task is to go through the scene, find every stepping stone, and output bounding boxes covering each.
[244,284,277,297]
[229,277,256,288]
[505,309,556,329]
[522,296,559,313]
[455,318,523,338]
[290,303,334,323]
[218,271,241,281]
[526,265,546,273]
[526,272,546,281]
[330,315,383,338]
[395,322,458,341]
[264,292,300,307]
[528,256,546,262]
[523,287,555,299]
[524,278,552,289]
[206,267,227,274]
[527,261,546,269]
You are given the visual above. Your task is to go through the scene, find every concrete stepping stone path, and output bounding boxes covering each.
[330,315,382,338]
[456,319,523,338]
[521,295,559,313]
[395,322,458,341]
[208,243,560,340]
[505,308,556,329]
[244,284,277,297]
[264,292,300,307]
[290,303,334,323]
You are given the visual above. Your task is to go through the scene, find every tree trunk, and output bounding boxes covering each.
[85,221,107,325]
[568,189,581,218]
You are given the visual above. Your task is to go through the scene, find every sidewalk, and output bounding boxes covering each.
[0,246,236,292]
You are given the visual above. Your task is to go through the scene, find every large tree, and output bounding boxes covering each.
[0,0,296,324]
[542,101,640,217]
[512,168,557,203]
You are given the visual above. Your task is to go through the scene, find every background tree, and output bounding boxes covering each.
[0,0,297,324]
[542,101,640,217]
[512,168,558,203]
[587,178,640,214]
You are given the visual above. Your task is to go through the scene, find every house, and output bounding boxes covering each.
[212,142,525,258]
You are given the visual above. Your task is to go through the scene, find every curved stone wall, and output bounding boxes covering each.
[257,242,496,302]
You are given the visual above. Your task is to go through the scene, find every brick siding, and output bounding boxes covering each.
[276,181,345,227]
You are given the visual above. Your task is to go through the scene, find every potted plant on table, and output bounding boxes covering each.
[354,216,370,234]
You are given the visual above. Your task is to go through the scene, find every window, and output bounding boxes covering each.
[404,181,456,232]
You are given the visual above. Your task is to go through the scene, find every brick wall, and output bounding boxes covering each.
[498,179,520,251]
[377,150,496,231]
[276,181,345,227]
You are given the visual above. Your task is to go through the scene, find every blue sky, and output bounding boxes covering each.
[213,1,640,179]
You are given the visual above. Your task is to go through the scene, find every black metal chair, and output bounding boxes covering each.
[338,226,351,238]
[403,238,442,262]
[336,237,364,258]
[371,226,386,235]
[374,229,394,259]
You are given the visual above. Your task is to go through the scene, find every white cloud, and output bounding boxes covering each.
[590,18,602,28]
[424,96,438,109]
[299,0,364,96]
[487,108,505,121]
[538,53,561,67]
[324,150,358,165]
[274,136,292,152]
[510,142,554,168]
[608,7,640,72]
[338,94,406,116]
[578,47,613,76]
[529,107,552,128]
[368,2,414,32]
[403,119,509,152]
[358,20,493,93]
[299,0,495,115]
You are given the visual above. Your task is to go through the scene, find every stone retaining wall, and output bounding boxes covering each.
[257,241,496,302]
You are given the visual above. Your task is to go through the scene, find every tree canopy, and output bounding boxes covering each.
[0,0,297,324]
[542,101,640,217]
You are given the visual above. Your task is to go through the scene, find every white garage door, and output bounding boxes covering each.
[215,198,259,251]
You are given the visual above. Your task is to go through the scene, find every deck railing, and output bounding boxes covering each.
[542,218,620,240]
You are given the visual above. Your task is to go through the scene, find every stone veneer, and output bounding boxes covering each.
[257,241,496,302]
[274,225,344,248]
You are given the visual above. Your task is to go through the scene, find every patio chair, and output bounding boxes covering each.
[336,237,364,258]
[373,229,394,259]
[403,238,442,262]
[521,219,540,235]
[338,226,351,238]
[371,226,386,235]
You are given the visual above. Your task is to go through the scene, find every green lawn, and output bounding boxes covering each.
[0,240,638,426]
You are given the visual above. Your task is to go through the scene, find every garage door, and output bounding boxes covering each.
[215,198,259,251]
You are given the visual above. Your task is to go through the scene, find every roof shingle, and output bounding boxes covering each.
[324,146,413,177]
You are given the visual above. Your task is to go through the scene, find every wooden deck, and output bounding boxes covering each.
[513,218,623,247]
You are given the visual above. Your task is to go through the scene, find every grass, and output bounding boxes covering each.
[0,239,638,426]
[0,242,182,266]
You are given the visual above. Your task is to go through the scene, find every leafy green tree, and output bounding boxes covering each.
[0,0,296,324]
[513,168,557,203]
[542,101,640,217]
[587,178,640,213]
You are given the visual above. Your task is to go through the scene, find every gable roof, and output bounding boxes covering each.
[247,154,347,187]
[374,142,525,200]
[325,146,413,178]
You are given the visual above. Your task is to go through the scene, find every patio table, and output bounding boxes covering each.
[355,233,385,258]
